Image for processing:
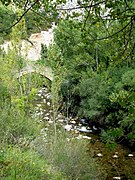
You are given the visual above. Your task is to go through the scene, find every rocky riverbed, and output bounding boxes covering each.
[31,87,135,180]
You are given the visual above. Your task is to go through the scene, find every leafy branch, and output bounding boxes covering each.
[0,0,39,33]
[91,18,134,41]
[56,0,106,11]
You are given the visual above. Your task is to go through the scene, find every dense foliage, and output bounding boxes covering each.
[39,0,135,147]
[47,18,135,147]
[0,0,135,179]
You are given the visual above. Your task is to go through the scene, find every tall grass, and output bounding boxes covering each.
[0,146,62,180]
[32,129,107,180]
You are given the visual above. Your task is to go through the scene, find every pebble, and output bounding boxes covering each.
[82,136,91,140]
[70,120,76,124]
[38,90,43,93]
[128,154,134,157]
[43,117,50,120]
[43,99,46,103]
[113,177,121,180]
[112,154,118,158]
[77,126,93,133]
[57,119,64,123]
[45,113,50,116]
[64,124,72,131]
[66,138,70,142]
[97,153,103,157]
[37,104,42,107]
[47,102,51,106]
[76,134,83,139]
[37,93,42,96]
[48,120,53,124]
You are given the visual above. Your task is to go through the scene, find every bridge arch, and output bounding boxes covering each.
[16,66,53,81]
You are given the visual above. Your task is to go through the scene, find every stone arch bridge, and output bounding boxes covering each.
[16,65,53,81]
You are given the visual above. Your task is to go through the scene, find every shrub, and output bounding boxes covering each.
[0,146,62,180]
[0,108,40,145]
[32,129,106,180]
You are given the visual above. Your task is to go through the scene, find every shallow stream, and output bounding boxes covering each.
[32,87,135,180]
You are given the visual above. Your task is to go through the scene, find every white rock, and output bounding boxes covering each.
[128,154,134,157]
[97,153,103,157]
[82,136,91,140]
[112,154,118,158]
[37,104,42,107]
[37,93,41,96]
[113,177,121,180]
[64,124,72,131]
[48,120,53,124]
[70,120,76,124]
[74,130,79,134]
[43,116,50,120]
[46,94,51,99]
[77,126,93,133]
[47,102,51,106]
[35,112,43,116]
[38,90,43,93]
[76,134,83,139]
[45,113,50,116]
[57,119,64,123]
[43,99,46,103]
[57,114,62,118]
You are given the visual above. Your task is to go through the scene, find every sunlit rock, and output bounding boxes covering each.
[37,93,42,97]
[37,104,42,107]
[47,102,51,106]
[113,177,121,180]
[112,154,118,158]
[46,94,51,99]
[38,90,43,93]
[77,126,93,133]
[43,117,50,120]
[48,120,53,124]
[128,154,134,157]
[82,136,91,140]
[97,153,103,157]
[74,130,79,134]
[64,124,72,131]
[45,113,50,116]
[76,134,83,139]
[70,120,76,124]
[66,138,70,142]
[57,119,64,123]
[57,113,63,118]
[43,99,46,103]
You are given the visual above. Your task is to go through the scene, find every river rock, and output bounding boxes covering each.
[77,126,93,133]
[113,177,121,180]
[97,153,103,157]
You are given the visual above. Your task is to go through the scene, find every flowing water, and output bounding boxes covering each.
[32,87,135,180]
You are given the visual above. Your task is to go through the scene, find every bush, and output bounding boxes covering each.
[32,130,106,180]
[0,82,11,110]
[108,69,135,146]
[0,146,62,180]
[0,109,40,145]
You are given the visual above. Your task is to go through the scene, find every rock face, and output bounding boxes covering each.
[27,29,54,61]
[0,25,55,61]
